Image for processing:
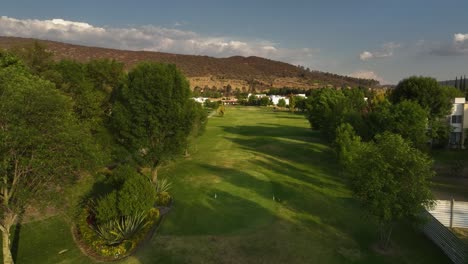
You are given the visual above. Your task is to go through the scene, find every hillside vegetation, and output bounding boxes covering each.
[0,36,379,91]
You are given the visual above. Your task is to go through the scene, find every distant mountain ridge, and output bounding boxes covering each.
[0,36,380,91]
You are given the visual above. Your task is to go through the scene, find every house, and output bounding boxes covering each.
[247,93,267,99]
[269,95,289,106]
[192,97,209,104]
[448,97,468,148]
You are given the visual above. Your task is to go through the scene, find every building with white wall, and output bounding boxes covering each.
[448,97,468,148]
[269,95,289,106]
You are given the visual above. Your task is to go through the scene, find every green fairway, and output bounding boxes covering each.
[12,106,449,264]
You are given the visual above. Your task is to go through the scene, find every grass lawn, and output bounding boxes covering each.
[11,106,449,264]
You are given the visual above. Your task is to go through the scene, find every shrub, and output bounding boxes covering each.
[95,191,119,223]
[94,166,156,223]
[76,207,161,258]
[117,171,156,217]
[93,211,148,245]
[155,192,172,206]
[155,178,172,193]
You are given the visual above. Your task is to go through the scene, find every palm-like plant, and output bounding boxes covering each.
[155,178,172,193]
[93,211,149,245]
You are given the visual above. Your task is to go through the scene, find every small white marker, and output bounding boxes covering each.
[214,193,217,199]
[273,195,275,201]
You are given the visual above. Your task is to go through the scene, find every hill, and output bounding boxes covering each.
[0,36,379,91]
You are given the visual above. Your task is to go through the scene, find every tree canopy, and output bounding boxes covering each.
[390,76,453,119]
[111,62,192,183]
[0,51,96,263]
[345,132,434,248]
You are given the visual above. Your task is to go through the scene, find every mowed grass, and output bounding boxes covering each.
[13,106,449,264]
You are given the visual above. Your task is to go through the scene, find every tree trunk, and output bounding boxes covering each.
[2,227,14,264]
[151,166,158,184]
[378,222,393,250]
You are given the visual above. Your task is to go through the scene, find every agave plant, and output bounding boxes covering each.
[93,221,124,246]
[93,211,149,245]
[116,211,149,240]
[155,178,172,194]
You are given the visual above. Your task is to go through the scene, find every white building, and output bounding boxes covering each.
[247,93,267,99]
[448,97,468,148]
[269,95,289,106]
[192,97,209,104]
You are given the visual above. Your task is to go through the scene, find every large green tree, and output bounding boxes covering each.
[112,63,191,183]
[367,100,429,150]
[0,53,95,264]
[389,76,452,119]
[345,132,434,249]
[183,100,208,156]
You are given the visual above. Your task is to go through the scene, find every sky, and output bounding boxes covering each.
[1,0,468,84]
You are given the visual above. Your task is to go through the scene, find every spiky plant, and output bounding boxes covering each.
[116,211,149,239]
[93,221,124,245]
[155,178,172,194]
[93,211,149,245]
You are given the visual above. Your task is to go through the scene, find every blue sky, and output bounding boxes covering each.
[2,0,468,84]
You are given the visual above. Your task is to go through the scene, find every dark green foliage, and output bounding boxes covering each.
[345,133,434,248]
[204,99,221,108]
[305,88,345,130]
[277,98,286,107]
[94,166,156,223]
[390,76,453,119]
[117,170,156,217]
[184,100,208,141]
[292,96,307,112]
[155,192,172,206]
[367,100,429,150]
[94,211,148,245]
[95,192,119,223]
[333,123,362,166]
[259,96,271,106]
[112,62,192,182]
[305,88,368,142]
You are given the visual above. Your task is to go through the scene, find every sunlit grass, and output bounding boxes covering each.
[10,106,449,264]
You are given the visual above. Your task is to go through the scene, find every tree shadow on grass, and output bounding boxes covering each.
[158,189,275,237]
[220,124,318,144]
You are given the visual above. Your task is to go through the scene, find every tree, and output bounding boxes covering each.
[345,133,434,249]
[390,76,453,119]
[333,123,362,166]
[111,63,191,184]
[11,41,54,76]
[305,88,345,130]
[183,100,208,155]
[288,95,296,111]
[259,96,271,106]
[277,98,286,108]
[389,101,429,150]
[0,53,95,263]
[367,100,429,150]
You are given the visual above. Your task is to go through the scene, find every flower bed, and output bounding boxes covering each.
[72,206,168,262]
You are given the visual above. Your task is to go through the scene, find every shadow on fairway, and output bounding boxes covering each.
[220,124,319,144]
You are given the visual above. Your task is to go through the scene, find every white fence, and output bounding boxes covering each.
[428,200,468,228]
[422,211,468,264]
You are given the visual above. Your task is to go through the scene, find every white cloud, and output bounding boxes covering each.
[0,16,315,65]
[347,70,385,84]
[359,51,373,61]
[454,33,468,43]
[359,42,401,61]
[429,33,468,56]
